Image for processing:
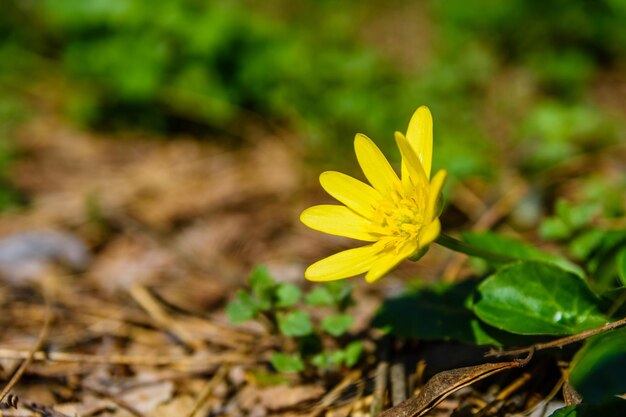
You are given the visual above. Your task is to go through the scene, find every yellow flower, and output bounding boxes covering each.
[300,106,447,282]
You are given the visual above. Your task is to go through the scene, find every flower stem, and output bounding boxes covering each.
[435,233,517,263]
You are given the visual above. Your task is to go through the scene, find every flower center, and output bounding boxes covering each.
[370,190,427,241]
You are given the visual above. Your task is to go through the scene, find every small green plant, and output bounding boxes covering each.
[227,265,364,374]
[539,191,626,293]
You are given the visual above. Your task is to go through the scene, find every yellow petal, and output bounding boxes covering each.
[354,134,400,197]
[405,106,433,179]
[300,205,377,242]
[319,171,381,220]
[419,218,441,248]
[305,244,380,281]
[365,240,417,283]
[425,169,447,222]
[395,131,428,192]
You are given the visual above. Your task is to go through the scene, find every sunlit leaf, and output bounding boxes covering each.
[249,265,276,310]
[226,290,258,323]
[311,350,345,370]
[305,286,335,306]
[277,311,313,337]
[344,341,364,367]
[540,217,572,240]
[275,284,301,308]
[321,313,354,337]
[463,231,584,277]
[474,261,606,335]
[270,353,305,373]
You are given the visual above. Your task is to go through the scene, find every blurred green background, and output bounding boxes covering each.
[1,0,625,210]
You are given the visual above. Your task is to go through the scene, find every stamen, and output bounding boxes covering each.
[368,186,428,243]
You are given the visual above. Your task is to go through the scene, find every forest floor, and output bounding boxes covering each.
[0,64,625,416]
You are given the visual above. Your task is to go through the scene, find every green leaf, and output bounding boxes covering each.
[326,281,354,309]
[569,229,605,261]
[474,261,606,335]
[226,290,258,323]
[598,287,626,319]
[585,230,626,291]
[249,265,276,310]
[275,284,301,308]
[344,341,364,367]
[555,199,598,229]
[270,353,305,373]
[277,311,313,337]
[548,397,626,417]
[618,248,626,287]
[373,280,529,346]
[540,217,572,240]
[311,350,345,370]
[463,231,584,277]
[305,286,335,306]
[321,314,354,337]
[569,326,626,402]
[249,265,275,292]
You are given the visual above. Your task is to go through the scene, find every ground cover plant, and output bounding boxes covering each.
[294,106,626,416]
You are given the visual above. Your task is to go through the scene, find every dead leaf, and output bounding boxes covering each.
[119,380,174,414]
[562,381,583,406]
[154,395,196,417]
[378,361,523,417]
[239,384,325,411]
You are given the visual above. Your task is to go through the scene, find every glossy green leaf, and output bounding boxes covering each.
[226,290,258,323]
[463,231,584,277]
[275,284,301,308]
[474,261,606,335]
[569,326,626,402]
[321,313,354,337]
[270,353,305,373]
[548,397,626,417]
[277,311,313,337]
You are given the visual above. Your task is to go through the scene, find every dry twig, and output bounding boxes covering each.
[0,349,250,369]
[129,283,206,351]
[487,316,626,358]
[186,364,229,417]
[0,278,54,403]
